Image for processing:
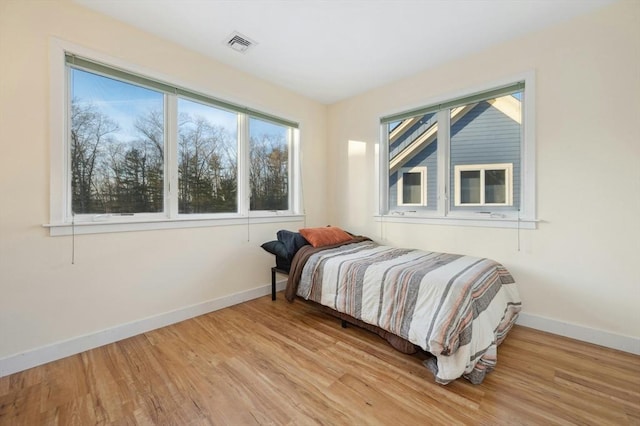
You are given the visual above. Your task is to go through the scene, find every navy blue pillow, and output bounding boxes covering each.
[260,240,288,259]
[276,230,309,260]
[260,240,292,271]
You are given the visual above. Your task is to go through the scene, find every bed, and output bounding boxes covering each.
[262,227,521,384]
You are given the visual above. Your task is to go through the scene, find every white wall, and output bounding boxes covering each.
[0,0,328,367]
[327,1,640,346]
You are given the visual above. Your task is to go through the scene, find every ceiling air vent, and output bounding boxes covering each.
[225,31,257,53]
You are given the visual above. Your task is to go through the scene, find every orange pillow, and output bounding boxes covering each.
[299,226,352,248]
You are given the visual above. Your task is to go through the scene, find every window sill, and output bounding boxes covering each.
[44,214,306,236]
[375,213,537,229]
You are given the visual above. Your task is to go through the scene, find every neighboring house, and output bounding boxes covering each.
[389,95,521,213]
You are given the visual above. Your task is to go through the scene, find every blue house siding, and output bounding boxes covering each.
[387,98,520,212]
[450,101,521,212]
[389,139,437,210]
[389,112,437,159]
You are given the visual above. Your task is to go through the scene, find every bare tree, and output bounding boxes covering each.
[178,114,237,213]
[71,101,286,215]
[71,102,164,214]
[250,133,288,210]
[70,99,119,213]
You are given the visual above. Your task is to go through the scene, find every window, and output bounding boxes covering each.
[397,167,427,206]
[454,164,513,206]
[177,98,238,214]
[249,118,290,211]
[379,75,536,228]
[388,113,437,211]
[49,44,300,235]
[70,68,165,215]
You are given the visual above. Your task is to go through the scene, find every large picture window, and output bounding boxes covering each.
[49,46,300,234]
[380,76,535,228]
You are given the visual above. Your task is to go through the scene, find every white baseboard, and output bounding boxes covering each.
[0,280,287,378]
[2,285,636,378]
[516,312,640,355]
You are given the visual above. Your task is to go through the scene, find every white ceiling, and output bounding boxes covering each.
[74,0,616,104]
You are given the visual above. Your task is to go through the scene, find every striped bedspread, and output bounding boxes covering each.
[293,240,521,384]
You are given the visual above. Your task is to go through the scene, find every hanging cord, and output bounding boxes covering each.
[378,140,382,241]
[247,196,251,242]
[517,209,521,252]
[71,212,75,265]
[297,131,307,228]
[299,167,307,229]
[378,164,383,241]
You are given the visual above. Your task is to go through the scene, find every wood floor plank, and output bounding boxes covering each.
[1,293,639,425]
[1,383,48,426]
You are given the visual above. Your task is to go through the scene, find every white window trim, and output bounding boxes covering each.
[453,163,513,207]
[377,71,537,229]
[397,166,427,207]
[46,38,302,235]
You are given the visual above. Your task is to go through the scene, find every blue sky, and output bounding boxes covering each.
[71,68,286,143]
[72,68,162,142]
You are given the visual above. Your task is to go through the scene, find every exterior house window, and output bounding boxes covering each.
[398,167,427,206]
[49,44,300,235]
[379,75,536,228]
[454,164,513,206]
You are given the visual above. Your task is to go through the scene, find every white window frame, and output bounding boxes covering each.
[454,163,513,207]
[397,166,427,207]
[46,39,303,236]
[377,72,537,229]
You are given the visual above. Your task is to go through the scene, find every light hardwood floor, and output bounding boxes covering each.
[1,293,639,425]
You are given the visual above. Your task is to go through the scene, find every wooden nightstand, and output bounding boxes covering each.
[271,267,288,300]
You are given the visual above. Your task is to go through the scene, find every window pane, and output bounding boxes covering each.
[70,68,164,214]
[450,90,521,210]
[485,169,506,204]
[388,113,437,210]
[460,170,481,204]
[249,118,289,210]
[402,172,422,204]
[177,99,238,214]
